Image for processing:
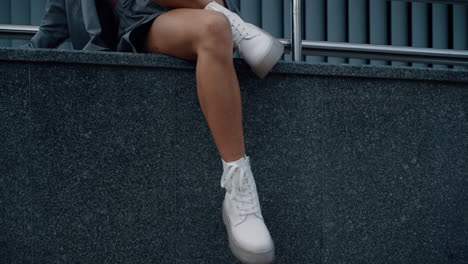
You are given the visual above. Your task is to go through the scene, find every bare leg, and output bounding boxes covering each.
[142,9,275,263]
[143,8,245,162]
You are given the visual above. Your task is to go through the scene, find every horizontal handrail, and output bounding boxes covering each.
[289,0,468,61]
[0,24,467,66]
[389,0,468,4]
[0,24,39,40]
[279,39,468,66]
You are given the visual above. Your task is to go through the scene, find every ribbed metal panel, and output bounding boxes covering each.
[0,0,467,68]
[369,0,388,65]
[11,0,30,47]
[30,0,47,25]
[240,0,261,27]
[411,2,429,67]
[327,0,347,64]
[0,0,11,47]
[391,1,409,66]
[432,3,449,68]
[283,0,292,62]
[262,0,283,38]
[453,4,468,69]
[305,0,326,63]
[348,0,368,65]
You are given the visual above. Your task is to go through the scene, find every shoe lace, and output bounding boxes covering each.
[226,13,257,45]
[220,157,259,216]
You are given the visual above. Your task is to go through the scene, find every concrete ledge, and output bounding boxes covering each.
[1,47,468,82]
[1,47,467,264]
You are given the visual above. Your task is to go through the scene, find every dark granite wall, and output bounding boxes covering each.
[1,48,467,264]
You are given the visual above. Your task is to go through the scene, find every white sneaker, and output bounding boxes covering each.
[205,1,284,79]
[220,155,275,264]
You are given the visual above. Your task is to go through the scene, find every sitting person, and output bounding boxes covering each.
[25,0,118,50]
[28,1,284,263]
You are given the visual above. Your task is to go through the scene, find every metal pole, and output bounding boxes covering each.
[0,24,39,40]
[0,24,38,34]
[291,0,302,62]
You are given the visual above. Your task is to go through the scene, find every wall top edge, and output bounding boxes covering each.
[1,47,467,83]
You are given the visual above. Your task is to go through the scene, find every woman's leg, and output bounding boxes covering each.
[142,9,275,263]
[143,8,244,162]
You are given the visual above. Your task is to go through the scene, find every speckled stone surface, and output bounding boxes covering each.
[172,73,323,263]
[29,64,177,263]
[0,48,467,264]
[0,62,32,264]
[321,79,468,264]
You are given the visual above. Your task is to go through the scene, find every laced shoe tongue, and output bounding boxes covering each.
[230,18,259,47]
[220,157,259,217]
[236,174,249,194]
[235,174,259,214]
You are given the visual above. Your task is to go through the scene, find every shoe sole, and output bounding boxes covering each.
[222,206,275,264]
[251,33,285,79]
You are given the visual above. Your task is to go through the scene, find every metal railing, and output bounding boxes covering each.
[291,0,302,62]
[0,24,39,40]
[391,0,468,4]
[1,0,468,66]
[280,39,468,66]
[288,0,468,65]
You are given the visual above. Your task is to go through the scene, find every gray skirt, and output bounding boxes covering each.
[114,0,239,53]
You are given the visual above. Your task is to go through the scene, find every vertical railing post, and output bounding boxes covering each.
[291,0,302,62]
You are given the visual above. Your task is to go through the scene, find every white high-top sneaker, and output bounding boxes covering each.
[205,1,284,79]
[220,155,274,264]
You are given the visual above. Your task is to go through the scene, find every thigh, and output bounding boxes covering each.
[142,8,221,61]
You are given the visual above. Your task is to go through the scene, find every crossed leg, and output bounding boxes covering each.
[141,5,276,263]
[142,7,245,163]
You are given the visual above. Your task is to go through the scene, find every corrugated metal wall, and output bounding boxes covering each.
[0,0,46,47]
[234,0,468,67]
[1,0,467,67]
[0,0,71,49]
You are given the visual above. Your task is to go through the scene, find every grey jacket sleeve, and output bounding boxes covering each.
[26,0,69,48]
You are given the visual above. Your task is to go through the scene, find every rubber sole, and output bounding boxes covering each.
[222,206,275,264]
[251,33,285,79]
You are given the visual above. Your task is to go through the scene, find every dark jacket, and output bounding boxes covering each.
[25,0,239,52]
[25,0,118,51]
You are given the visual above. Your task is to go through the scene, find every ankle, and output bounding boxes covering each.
[221,154,249,171]
[222,153,247,164]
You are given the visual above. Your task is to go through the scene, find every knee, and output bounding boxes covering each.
[196,11,233,55]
